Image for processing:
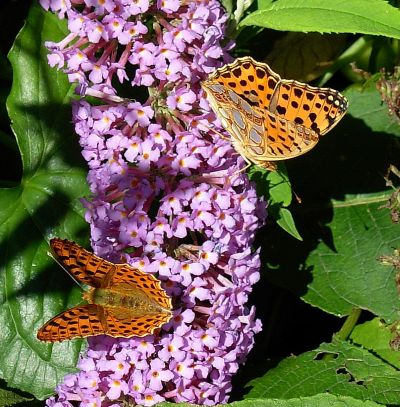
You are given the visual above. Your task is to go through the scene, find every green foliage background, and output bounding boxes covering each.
[0,0,399,406]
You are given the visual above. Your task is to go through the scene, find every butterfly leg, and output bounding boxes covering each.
[258,161,278,171]
[239,162,252,173]
[228,161,252,182]
[202,124,231,142]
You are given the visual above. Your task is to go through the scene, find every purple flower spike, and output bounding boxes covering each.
[41,0,266,405]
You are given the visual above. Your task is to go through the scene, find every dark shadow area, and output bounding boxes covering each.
[230,283,343,401]
[231,113,400,399]
[288,116,400,200]
[0,187,89,303]
[0,1,30,183]
[17,101,86,170]
[264,113,400,292]
[0,1,30,55]
[0,378,39,405]
[0,2,86,184]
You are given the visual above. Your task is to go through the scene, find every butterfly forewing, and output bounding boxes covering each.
[206,57,281,111]
[50,238,114,288]
[202,56,348,169]
[271,81,348,135]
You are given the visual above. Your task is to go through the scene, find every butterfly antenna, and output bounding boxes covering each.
[292,189,302,204]
[47,250,86,290]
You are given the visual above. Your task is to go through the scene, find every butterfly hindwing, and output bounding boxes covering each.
[202,77,319,165]
[37,304,172,341]
[37,304,106,342]
[261,111,319,160]
[104,307,172,337]
[109,264,172,310]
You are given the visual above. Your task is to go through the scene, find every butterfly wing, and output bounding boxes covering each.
[37,304,107,342]
[270,80,348,136]
[50,238,116,288]
[255,111,320,162]
[51,238,171,311]
[201,79,320,166]
[108,264,172,311]
[37,304,171,341]
[202,57,348,168]
[42,239,173,341]
[202,58,320,166]
[203,56,281,112]
[103,307,172,338]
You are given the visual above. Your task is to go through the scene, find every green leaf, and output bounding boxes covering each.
[241,0,400,39]
[265,32,348,83]
[345,80,400,137]
[265,170,302,240]
[0,3,89,399]
[248,166,302,240]
[0,382,32,407]
[265,169,292,207]
[256,0,273,9]
[302,193,399,321]
[275,207,302,241]
[161,394,383,407]
[350,318,400,369]
[234,394,382,407]
[221,0,234,14]
[265,77,400,320]
[233,396,384,407]
[245,341,400,405]
[248,165,292,206]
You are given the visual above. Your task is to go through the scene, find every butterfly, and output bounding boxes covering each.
[202,56,348,170]
[37,238,172,342]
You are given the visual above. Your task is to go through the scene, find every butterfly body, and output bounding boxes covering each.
[202,57,348,170]
[85,285,168,315]
[37,238,172,342]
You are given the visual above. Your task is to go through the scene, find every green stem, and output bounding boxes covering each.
[318,37,371,86]
[335,307,362,341]
[322,308,362,361]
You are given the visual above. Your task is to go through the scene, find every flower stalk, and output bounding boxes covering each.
[40,0,266,405]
